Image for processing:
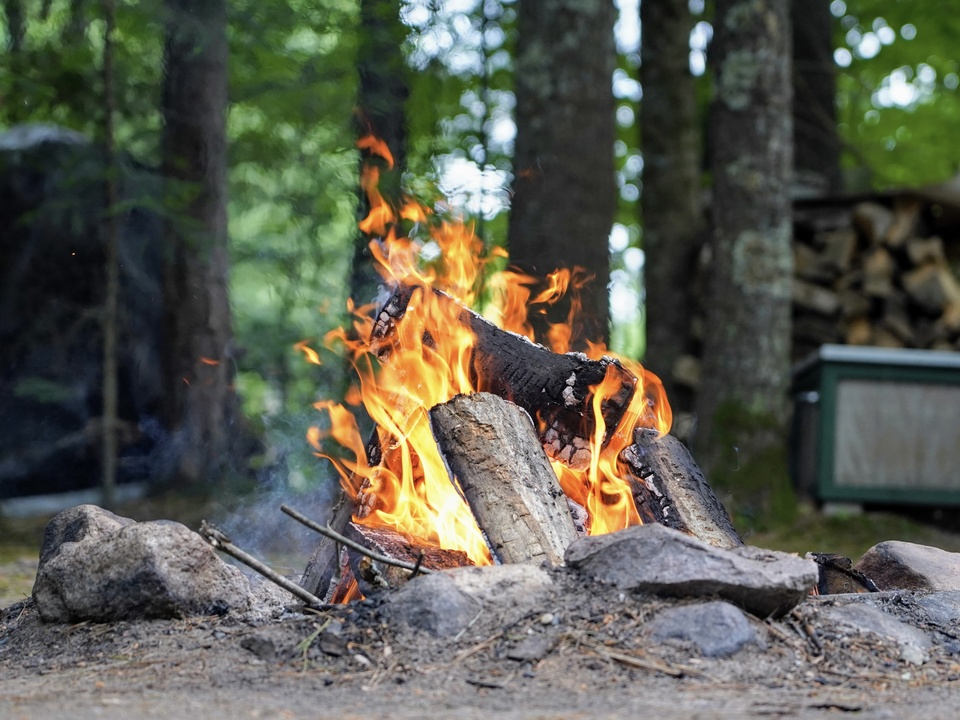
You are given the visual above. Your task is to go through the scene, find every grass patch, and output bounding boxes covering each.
[748,503,960,560]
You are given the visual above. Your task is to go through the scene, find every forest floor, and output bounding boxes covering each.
[5,572,960,719]
[4,495,960,718]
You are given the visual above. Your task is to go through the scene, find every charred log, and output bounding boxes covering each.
[298,494,357,602]
[620,429,742,549]
[806,552,880,595]
[299,429,383,600]
[430,392,579,565]
[345,523,472,595]
[374,282,640,449]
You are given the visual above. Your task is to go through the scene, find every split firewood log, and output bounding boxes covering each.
[430,392,579,566]
[853,201,894,246]
[619,429,742,550]
[300,431,382,601]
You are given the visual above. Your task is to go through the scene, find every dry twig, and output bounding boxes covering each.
[280,504,434,576]
[199,520,326,609]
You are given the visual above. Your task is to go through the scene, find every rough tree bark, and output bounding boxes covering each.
[508,0,617,348]
[350,0,409,309]
[100,0,119,507]
[639,0,704,406]
[160,0,238,484]
[791,0,841,195]
[695,0,794,516]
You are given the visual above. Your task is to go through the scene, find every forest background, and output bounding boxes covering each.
[2,0,959,539]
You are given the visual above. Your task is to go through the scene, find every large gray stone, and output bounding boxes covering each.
[647,601,761,657]
[564,523,817,618]
[384,564,554,637]
[37,504,134,569]
[33,520,252,622]
[855,541,960,592]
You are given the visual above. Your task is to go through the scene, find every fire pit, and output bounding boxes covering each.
[291,137,742,605]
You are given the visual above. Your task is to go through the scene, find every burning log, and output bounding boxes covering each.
[344,523,471,595]
[430,392,579,565]
[620,429,742,549]
[298,491,359,602]
[375,282,642,448]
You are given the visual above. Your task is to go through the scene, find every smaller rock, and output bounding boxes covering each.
[384,564,554,637]
[37,504,134,569]
[240,634,278,661]
[912,591,960,630]
[855,541,960,592]
[565,523,817,617]
[507,634,554,662]
[318,620,348,656]
[647,601,760,657]
[822,604,931,665]
[384,573,482,638]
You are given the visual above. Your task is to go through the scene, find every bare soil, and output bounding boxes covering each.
[4,568,960,719]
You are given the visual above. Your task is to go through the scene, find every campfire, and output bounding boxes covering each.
[294,138,741,603]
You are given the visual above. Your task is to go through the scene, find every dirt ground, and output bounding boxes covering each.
[4,565,960,720]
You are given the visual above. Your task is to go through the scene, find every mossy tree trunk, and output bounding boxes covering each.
[695,0,795,523]
[507,0,617,348]
[160,0,238,485]
[639,0,704,406]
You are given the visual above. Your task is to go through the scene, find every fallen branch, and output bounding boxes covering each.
[198,520,326,609]
[280,504,434,576]
[578,638,704,679]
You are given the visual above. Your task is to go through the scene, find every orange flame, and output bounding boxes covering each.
[293,340,321,366]
[307,137,672,575]
[357,134,395,169]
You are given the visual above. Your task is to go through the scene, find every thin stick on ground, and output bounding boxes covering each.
[199,520,326,609]
[280,504,435,576]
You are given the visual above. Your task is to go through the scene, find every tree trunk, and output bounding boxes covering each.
[791,0,841,195]
[160,0,237,485]
[351,0,409,309]
[2,0,24,53]
[100,0,118,507]
[508,0,617,349]
[639,0,704,407]
[695,0,794,519]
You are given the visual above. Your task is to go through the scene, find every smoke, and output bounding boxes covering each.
[211,411,343,579]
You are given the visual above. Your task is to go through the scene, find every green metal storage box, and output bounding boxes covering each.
[791,344,960,506]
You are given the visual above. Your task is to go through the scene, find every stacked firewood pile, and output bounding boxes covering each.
[671,182,960,416]
[790,195,960,362]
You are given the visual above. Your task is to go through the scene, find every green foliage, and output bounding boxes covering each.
[836,0,960,188]
[0,0,164,158]
[226,0,360,486]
